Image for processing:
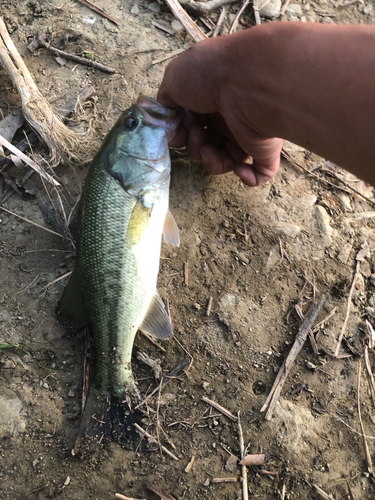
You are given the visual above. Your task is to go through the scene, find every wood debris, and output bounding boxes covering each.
[77,0,119,26]
[211,477,237,483]
[136,350,162,379]
[261,295,325,420]
[238,412,248,500]
[134,423,178,461]
[0,18,91,166]
[164,0,207,42]
[184,455,195,473]
[201,396,237,421]
[239,453,265,466]
[145,482,176,500]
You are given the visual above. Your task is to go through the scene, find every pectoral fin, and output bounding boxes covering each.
[126,201,152,246]
[139,291,173,340]
[57,270,89,329]
[163,209,180,247]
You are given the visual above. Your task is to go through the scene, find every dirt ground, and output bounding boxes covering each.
[1,1,375,499]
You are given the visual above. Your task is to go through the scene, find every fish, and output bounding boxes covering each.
[58,96,181,451]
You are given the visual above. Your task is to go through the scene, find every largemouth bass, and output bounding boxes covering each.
[58,96,180,449]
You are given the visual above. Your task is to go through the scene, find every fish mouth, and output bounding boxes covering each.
[136,96,182,143]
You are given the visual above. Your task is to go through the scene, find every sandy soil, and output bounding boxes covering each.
[1,1,375,499]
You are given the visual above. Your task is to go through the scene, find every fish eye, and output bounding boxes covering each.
[123,116,138,131]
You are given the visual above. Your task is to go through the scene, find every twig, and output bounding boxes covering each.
[164,0,207,42]
[184,261,189,286]
[134,424,178,461]
[357,360,374,476]
[77,0,119,25]
[179,0,238,15]
[261,295,325,420]
[211,477,237,483]
[213,6,227,37]
[0,134,58,186]
[335,416,375,439]
[229,0,250,34]
[206,296,213,316]
[239,454,265,466]
[201,396,237,421]
[145,482,176,500]
[311,307,337,334]
[238,412,249,500]
[313,484,336,500]
[152,48,186,65]
[139,331,166,352]
[184,455,195,473]
[136,350,162,379]
[29,34,118,74]
[134,358,190,409]
[0,205,70,240]
[364,347,375,409]
[280,0,291,15]
[252,0,261,25]
[115,494,146,500]
[334,243,369,357]
[38,271,72,293]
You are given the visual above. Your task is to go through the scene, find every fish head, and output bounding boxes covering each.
[99,96,181,195]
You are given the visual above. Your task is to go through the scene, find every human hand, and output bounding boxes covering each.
[157,36,283,187]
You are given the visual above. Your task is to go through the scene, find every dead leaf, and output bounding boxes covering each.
[225,453,238,472]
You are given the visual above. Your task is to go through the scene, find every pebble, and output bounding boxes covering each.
[321,17,335,23]
[171,20,183,31]
[148,2,161,13]
[0,396,26,437]
[68,390,75,398]
[260,0,281,18]
[203,478,210,487]
[285,3,303,16]
[42,382,49,389]
[130,4,139,14]
[315,205,332,238]
[363,2,374,14]
[338,193,352,212]
[306,361,316,370]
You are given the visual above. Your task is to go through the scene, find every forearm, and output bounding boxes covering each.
[220,22,375,182]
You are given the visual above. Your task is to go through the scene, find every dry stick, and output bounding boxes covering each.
[184,261,189,286]
[311,307,337,334]
[115,494,146,500]
[179,0,238,14]
[0,134,58,186]
[334,250,363,357]
[145,482,176,500]
[357,360,374,476]
[252,0,262,25]
[238,412,249,500]
[0,18,89,166]
[164,0,208,42]
[261,295,325,420]
[134,358,190,409]
[29,34,118,74]
[38,270,72,294]
[211,477,237,483]
[364,347,375,408]
[139,331,166,352]
[134,423,178,461]
[282,149,375,207]
[152,48,186,65]
[0,205,70,240]
[229,0,250,34]
[280,0,291,15]
[201,396,237,421]
[293,303,319,355]
[313,484,336,500]
[77,0,119,25]
[206,296,213,316]
[213,6,227,37]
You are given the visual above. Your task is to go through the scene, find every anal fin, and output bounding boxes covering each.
[139,291,173,340]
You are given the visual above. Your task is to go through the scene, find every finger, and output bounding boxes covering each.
[200,144,237,175]
[233,156,281,187]
[186,124,211,160]
[169,127,188,148]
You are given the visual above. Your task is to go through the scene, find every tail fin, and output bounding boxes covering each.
[72,388,142,455]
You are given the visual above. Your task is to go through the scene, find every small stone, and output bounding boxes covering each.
[202,381,209,390]
[285,3,303,16]
[338,193,352,212]
[306,361,316,370]
[32,458,38,467]
[148,1,161,13]
[304,2,311,9]
[222,220,230,228]
[68,390,75,398]
[260,0,281,18]
[193,303,201,311]
[130,4,139,14]
[213,419,219,426]
[63,477,71,487]
[315,205,333,238]
[42,382,49,389]
[321,17,335,23]
[203,478,210,487]
[363,2,374,14]
[171,20,183,31]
